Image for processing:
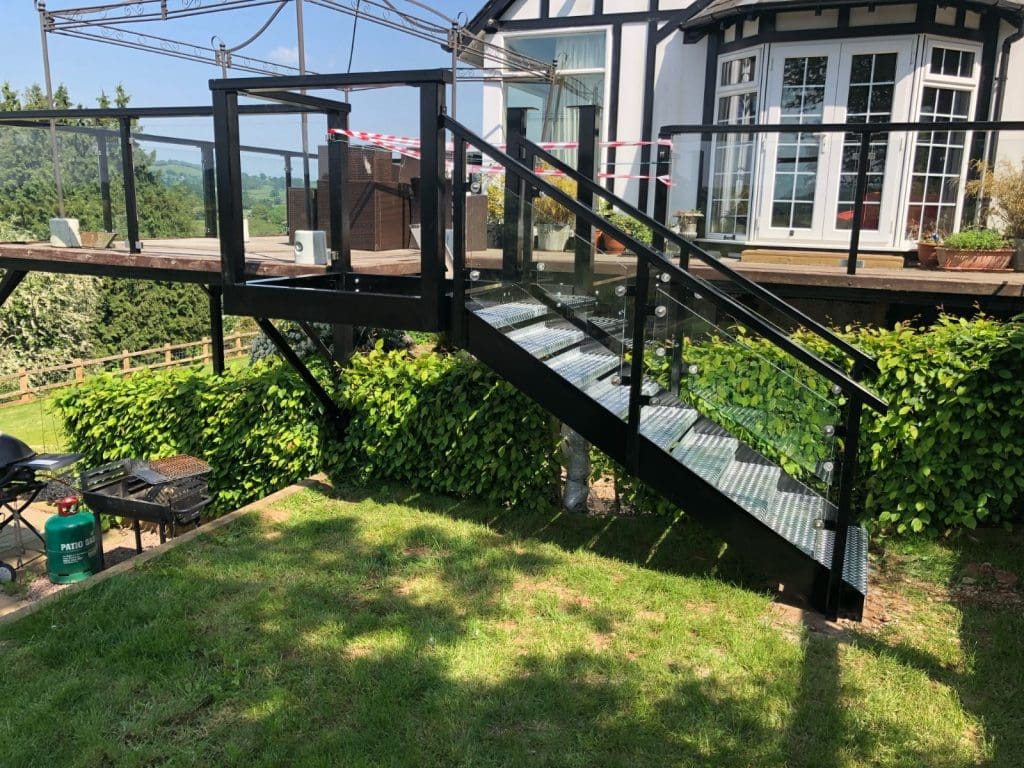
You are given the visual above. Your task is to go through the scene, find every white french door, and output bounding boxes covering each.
[755,39,915,246]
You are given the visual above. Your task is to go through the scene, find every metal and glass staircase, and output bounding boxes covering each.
[445,112,888,620]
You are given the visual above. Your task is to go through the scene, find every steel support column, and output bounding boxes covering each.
[452,136,468,345]
[419,81,447,329]
[208,285,225,375]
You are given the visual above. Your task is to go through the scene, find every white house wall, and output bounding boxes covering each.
[652,29,705,215]
[614,22,650,204]
[503,0,542,22]
[551,0,595,17]
[997,22,1024,167]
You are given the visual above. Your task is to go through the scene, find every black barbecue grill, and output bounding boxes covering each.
[0,434,82,555]
[81,455,213,562]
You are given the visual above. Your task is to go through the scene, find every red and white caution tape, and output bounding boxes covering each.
[335,131,673,186]
[329,128,672,150]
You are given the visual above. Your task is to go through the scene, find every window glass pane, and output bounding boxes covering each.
[906,83,971,238]
[721,56,756,86]
[505,72,604,144]
[710,83,758,238]
[773,56,828,230]
[506,33,606,71]
[929,47,975,78]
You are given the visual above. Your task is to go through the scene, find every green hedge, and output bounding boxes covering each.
[325,345,559,507]
[52,362,325,515]
[53,317,1024,535]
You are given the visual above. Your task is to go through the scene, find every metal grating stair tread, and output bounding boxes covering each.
[541,290,598,310]
[718,460,781,515]
[640,405,700,450]
[814,525,869,595]
[585,377,659,418]
[589,316,632,348]
[473,301,549,329]
[546,349,621,388]
[671,430,739,486]
[506,322,585,359]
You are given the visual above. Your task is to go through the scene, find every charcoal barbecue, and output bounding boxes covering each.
[81,455,212,565]
[0,434,82,569]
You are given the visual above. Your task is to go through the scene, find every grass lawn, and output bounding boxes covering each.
[2,483,1022,767]
[0,398,65,451]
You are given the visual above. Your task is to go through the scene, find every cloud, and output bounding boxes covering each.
[267,46,300,67]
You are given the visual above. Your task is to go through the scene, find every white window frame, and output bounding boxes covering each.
[498,29,612,143]
[707,46,765,240]
[896,36,982,243]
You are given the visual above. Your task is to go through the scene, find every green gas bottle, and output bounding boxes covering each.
[45,496,100,584]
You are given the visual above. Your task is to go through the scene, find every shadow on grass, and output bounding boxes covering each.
[323,481,770,591]
[0,484,988,766]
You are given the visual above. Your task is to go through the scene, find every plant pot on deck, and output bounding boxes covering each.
[917,241,940,269]
[536,223,571,253]
[936,247,1015,271]
[1014,239,1024,272]
[595,230,626,255]
[79,231,117,249]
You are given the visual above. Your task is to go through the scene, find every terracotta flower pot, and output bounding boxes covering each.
[917,241,940,269]
[936,247,1015,271]
[595,230,626,255]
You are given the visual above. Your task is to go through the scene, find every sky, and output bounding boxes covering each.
[0,0,486,176]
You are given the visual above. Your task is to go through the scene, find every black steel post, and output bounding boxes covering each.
[326,110,351,269]
[521,145,535,275]
[201,145,218,238]
[419,82,447,329]
[652,139,675,261]
[255,317,348,430]
[846,131,872,277]
[284,156,293,190]
[297,321,337,366]
[327,110,354,365]
[0,270,27,310]
[97,135,113,233]
[212,89,245,287]
[503,107,530,281]
[573,105,598,294]
[826,375,865,619]
[625,259,651,475]
[118,117,140,254]
[452,136,468,345]
[208,285,225,375]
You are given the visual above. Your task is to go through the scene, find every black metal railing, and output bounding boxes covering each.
[445,108,890,618]
[0,104,320,249]
[652,119,1024,276]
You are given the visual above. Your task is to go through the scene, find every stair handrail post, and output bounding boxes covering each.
[572,104,599,294]
[826,363,867,619]
[626,258,651,475]
[503,107,531,281]
[652,134,685,395]
[846,129,873,276]
[452,136,468,346]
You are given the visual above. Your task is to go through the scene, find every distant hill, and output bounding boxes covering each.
[154,160,286,208]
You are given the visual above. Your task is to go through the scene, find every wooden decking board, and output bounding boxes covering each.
[2,237,1022,302]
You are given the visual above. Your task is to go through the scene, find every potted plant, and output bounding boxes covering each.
[936,229,1015,271]
[966,159,1024,271]
[673,209,704,239]
[532,175,576,252]
[911,227,943,269]
[594,205,653,255]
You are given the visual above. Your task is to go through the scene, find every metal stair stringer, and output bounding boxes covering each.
[464,309,858,614]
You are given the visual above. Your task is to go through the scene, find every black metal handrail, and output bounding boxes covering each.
[526,140,880,377]
[443,115,888,415]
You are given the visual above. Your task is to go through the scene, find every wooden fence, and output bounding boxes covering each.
[0,330,260,407]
